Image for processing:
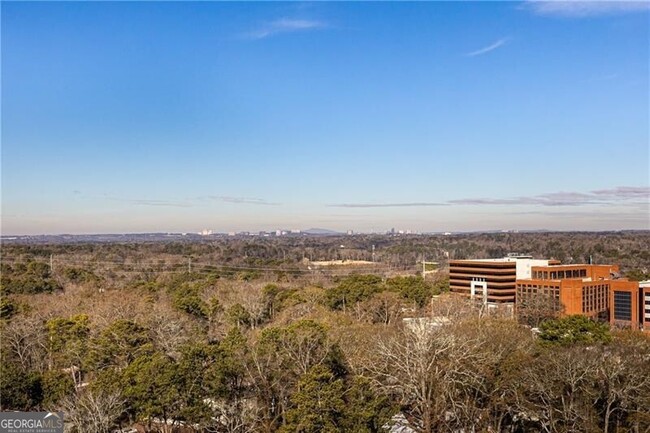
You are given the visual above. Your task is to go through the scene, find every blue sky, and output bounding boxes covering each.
[2,1,649,234]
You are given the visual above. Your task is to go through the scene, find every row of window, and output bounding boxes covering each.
[517,284,561,290]
[582,284,609,314]
[516,287,560,300]
[532,269,588,280]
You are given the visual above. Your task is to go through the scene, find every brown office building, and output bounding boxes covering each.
[516,263,646,331]
[450,257,557,303]
[450,259,517,303]
[518,264,618,318]
[452,258,647,331]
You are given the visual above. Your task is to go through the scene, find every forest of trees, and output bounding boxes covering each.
[1,232,649,432]
[3,231,649,279]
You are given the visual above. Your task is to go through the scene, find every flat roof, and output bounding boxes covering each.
[451,256,535,263]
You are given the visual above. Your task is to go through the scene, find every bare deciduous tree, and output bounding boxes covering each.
[366,322,491,433]
[59,389,124,433]
[2,315,48,373]
[205,399,258,433]
[598,335,650,433]
[517,293,563,328]
[145,304,197,358]
[518,347,600,433]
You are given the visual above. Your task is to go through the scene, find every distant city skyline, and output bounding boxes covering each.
[2,1,648,235]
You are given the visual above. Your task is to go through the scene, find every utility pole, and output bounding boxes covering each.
[422,254,426,279]
[188,258,192,273]
[372,245,375,262]
[49,254,54,273]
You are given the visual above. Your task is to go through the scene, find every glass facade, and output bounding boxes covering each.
[613,291,632,321]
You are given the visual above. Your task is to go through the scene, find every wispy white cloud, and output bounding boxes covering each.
[99,194,280,207]
[327,186,649,209]
[205,196,281,206]
[511,210,648,218]
[591,186,650,199]
[328,202,447,208]
[244,18,326,40]
[525,1,650,17]
[465,38,510,57]
[449,186,650,207]
[109,198,194,208]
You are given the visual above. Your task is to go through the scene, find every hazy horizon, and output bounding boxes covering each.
[2,1,648,235]
[4,228,650,238]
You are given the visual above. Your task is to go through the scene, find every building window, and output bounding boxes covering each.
[613,291,632,321]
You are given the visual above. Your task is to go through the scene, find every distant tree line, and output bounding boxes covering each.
[3,230,649,275]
